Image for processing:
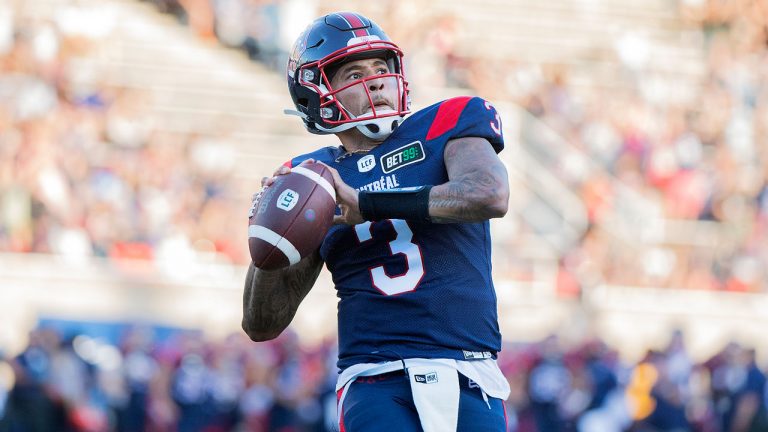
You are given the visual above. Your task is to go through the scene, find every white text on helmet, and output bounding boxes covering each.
[347,35,382,46]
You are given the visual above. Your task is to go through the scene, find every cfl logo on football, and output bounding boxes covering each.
[414,372,438,384]
[277,189,299,212]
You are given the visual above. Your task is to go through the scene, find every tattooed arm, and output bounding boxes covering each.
[324,136,508,225]
[428,136,509,223]
[242,250,324,341]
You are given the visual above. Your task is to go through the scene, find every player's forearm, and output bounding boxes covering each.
[241,251,323,341]
[428,175,508,223]
[429,138,509,223]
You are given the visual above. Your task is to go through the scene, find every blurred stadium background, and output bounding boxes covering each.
[1,0,767,430]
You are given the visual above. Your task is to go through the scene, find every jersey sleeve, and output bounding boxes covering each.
[425,96,504,153]
[284,146,339,168]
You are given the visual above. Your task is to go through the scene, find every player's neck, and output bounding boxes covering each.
[336,128,383,154]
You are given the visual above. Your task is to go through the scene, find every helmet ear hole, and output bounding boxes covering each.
[365,124,380,133]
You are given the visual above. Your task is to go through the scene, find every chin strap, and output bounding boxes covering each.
[356,115,403,140]
[346,108,404,140]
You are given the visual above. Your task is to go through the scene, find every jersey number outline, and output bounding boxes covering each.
[354,219,425,296]
[485,101,502,136]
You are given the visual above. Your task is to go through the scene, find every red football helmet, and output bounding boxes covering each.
[286,12,410,140]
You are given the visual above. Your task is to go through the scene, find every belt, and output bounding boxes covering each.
[355,369,407,383]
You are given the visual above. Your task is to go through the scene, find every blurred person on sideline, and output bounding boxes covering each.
[636,350,692,432]
[527,336,571,431]
[241,11,510,432]
[3,328,61,432]
[716,347,768,432]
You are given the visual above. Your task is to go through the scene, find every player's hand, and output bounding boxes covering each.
[261,159,315,188]
[251,160,316,216]
[319,162,364,225]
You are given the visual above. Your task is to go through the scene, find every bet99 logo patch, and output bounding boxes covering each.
[276,189,299,211]
[380,141,425,174]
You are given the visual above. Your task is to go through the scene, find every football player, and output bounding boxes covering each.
[242,12,510,432]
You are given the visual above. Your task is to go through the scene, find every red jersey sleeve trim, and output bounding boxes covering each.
[425,96,472,141]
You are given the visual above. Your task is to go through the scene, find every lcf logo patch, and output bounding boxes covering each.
[380,141,425,174]
[357,154,376,172]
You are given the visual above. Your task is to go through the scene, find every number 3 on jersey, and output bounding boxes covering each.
[354,220,425,296]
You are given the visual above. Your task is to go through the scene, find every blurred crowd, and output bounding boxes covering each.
[139,0,464,87]
[463,0,768,292]
[141,0,309,71]
[0,2,249,267]
[0,326,337,432]
[1,326,766,432]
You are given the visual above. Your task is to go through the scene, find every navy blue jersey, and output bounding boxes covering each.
[287,96,505,371]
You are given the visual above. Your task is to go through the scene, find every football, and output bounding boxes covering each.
[248,162,336,270]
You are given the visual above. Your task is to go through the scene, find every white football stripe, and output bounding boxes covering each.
[291,166,336,201]
[248,225,301,266]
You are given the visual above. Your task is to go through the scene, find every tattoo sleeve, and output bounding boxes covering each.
[429,137,510,223]
[242,250,324,341]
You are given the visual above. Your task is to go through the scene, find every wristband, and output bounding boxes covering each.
[358,186,432,222]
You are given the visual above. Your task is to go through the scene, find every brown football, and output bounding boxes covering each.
[248,162,336,270]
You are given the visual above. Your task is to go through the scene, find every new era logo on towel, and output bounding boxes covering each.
[414,372,438,384]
